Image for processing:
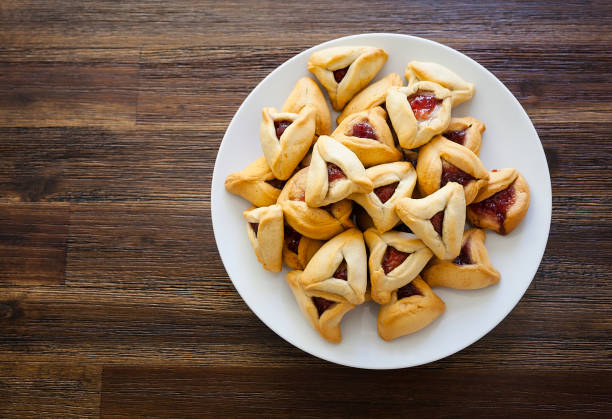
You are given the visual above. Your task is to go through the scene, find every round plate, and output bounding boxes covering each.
[211,34,552,369]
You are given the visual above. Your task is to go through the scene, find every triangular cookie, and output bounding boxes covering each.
[350,161,416,232]
[277,167,354,240]
[395,182,466,260]
[386,81,452,149]
[442,116,486,156]
[467,168,530,235]
[224,156,285,207]
[423,228,500,289]
[377,276,445,341]
[332,106,402,167]
[308,46,388,110]
[405,61,475,106]
[305,135,373,207]
[300,228,368,305]
[282,77,332,136]
[243,204,284,272]
[286,270,355,344]
[260,105,316,180]
[364,228,433,304]
[416,135,489,204]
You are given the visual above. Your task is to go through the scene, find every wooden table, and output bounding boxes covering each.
[1,1,611,417]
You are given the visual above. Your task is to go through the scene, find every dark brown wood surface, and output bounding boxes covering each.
[1,1,611,417]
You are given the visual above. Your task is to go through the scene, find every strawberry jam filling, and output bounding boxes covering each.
[397,281,423,300]
[312,296,335,317]
[374,182,399,204]
[408,91,441,120]
[469,183,516,233]
[266,178,285,190]
[284,225,301,254]
[250,223,259,235]
[382,246,409,275]
[351,121,378,141]
[444,129,467,145]
[274,120,292,139]
[441,160,476,187]
[333,66,350,83]
[333,260,348,280]
[327,163,346,183]
[453,239,472,265]
[430,211,444,235]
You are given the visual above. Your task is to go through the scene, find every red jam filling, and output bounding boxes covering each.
[453,239,472,265]
[469,183,516,233]
[274,120,292,139]
[397,282,423,300]
[407,91,441,120]
[351,121,378,141]
[382,246,409,275]
[333,66,350,83]
[284,225,301,254]
[374,182,399,204]
[430,211,444,235]
[266,179,285,190]
[333,260,348,280]
[312,296,335,317]
[441,160,476,187]
[250,223,259,235]
[444,129,467,145]
[393,223,414,234]
[327,163,347,183]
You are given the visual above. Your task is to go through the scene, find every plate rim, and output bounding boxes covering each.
[211,33,552,369]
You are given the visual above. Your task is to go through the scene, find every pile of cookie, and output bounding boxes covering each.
[225,46,530,343]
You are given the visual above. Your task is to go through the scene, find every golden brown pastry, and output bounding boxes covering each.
[277,167,354,240]
[349,161,417,232]
[377,276,445,341]
[300,228,367,305]
[282,224,324,270]
[423,228,500,289]
[416,135,489,204]
[336,73,403,124]
[364,228,433,304]
[243,204,284,272]
[224,157,285,207]
[260,105,316,180]
[308,46,388,110]
[405,61,475,106]
[331,107,402,167]
[441,117,486,156]
[305,135,373,207]
[282,77,332,136]
[395,182,466,260]
[286,270,355,343]
[386,81,452,149]
[467,168,530,235]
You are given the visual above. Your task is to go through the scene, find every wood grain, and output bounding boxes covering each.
[0,364,101,418]
[99,366,611,418]
[0,203,68,285]
[1,0,611,416]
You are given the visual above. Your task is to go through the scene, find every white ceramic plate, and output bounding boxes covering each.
[211,34,552,369]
